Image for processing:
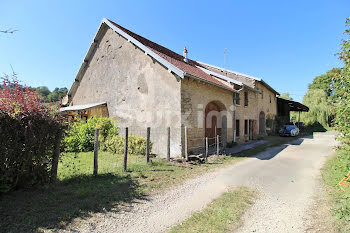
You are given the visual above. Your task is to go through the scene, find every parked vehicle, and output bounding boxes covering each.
[279,125,299,137]
[295,122,304,129]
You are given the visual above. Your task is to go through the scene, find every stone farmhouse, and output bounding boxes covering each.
[61,18,296,158]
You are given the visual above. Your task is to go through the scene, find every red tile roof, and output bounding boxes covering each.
[107,19,234,91]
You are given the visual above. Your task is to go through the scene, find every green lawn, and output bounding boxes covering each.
[322,146,350,232]
[0,152,243,233]
[169,187,257,233]
[0,135,300,233]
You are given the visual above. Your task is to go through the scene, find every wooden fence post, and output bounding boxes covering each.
[205,137,208,161]
[216,135,220,155]
[185,126,188,161]
[93,128,99,176]
[146,127,150,163]
[50,129,62,183]
[123,127,128,172]
[167,127,170,161]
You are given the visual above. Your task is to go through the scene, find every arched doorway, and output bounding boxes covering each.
[259,111,266,135]
[205,101,226,145]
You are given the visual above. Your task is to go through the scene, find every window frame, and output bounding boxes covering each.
[236,119,240,137]
[244,92,248,107]
[244,119,248,135]
[235,93,240,106]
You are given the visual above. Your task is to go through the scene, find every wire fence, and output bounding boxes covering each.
[57,126,226,178]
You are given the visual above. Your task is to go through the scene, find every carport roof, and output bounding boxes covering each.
[277,98,309,112]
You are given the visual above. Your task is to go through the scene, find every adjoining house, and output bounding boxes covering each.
[60,18,304,157]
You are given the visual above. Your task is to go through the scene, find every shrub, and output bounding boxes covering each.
[63,117,118,152]
[0,78,66,192]
[103,135,151,155]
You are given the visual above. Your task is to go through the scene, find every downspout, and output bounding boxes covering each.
[233,86,244,143]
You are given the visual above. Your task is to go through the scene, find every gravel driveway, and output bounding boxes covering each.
[63,132,337,233]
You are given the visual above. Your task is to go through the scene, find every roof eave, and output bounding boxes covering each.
[184,73,238,93]
[103,19,184,78]
[68,18,186,103]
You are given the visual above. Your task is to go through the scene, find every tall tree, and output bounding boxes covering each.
[334,18,350,145]
[301,89,333,127]
[308,68,341,97]
[279,92,293,100]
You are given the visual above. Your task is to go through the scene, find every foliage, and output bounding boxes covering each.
[309,68,341,97]
[279,92,293,100]
[0,78,66,192]
[35,86,68,103]
[295,68,341,128]
[102,135,151,155]
[301,89,333,127]
[169,187,257,233]
[1,83,68,104]
[334,17,350,145]
[322,147,350,230]
[63,117,119,152]
[0,152,243,232]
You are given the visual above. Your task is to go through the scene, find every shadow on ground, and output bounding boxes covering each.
[229,135,314,161]
[0,173,145,232]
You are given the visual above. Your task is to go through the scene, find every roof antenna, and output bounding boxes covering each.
[224,48,227,76]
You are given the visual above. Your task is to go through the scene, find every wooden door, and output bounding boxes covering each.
[205,102,221,144]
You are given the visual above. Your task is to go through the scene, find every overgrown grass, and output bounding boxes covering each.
[322,146,350,232]
[169,187,257,233]
[0,152,243,233]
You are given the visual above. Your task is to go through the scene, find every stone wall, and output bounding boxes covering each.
[181,77,235,153]
[71,26,182,157]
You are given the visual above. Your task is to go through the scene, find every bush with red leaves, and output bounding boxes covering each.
[0,77,66,192]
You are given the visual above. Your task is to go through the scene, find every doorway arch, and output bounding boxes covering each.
[259,111,266,135]
[205,101,226,144]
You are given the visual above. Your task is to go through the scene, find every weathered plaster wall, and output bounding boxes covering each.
[71,27,182,157]
[256,82,277,119]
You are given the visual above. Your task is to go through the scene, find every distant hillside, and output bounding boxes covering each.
[0,84,68,104]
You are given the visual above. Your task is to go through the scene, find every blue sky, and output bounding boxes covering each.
[1,0,349,102]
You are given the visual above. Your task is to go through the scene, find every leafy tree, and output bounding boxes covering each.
[35,86,51,98]
[279,92,293,100]
[301,89,333,127]
[309,68,341,97]
[334,18,350,145]
[47,87,68,103]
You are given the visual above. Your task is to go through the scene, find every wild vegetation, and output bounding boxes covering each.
[322,17,350,231]
[0,83,68,104]
[64,117,150,155]
[0,77,66,193]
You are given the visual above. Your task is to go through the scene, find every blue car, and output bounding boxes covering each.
[279,125,299,137]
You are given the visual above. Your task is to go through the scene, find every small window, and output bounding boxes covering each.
[269,95,272,103]
[244,92,248,107]
[244,120,248,135]
[261,89,264,99]
[235,93,240,105]
[236,120,240,137]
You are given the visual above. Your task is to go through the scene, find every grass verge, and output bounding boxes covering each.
[0,152,243,233]
[169,187,257,233]
[322,146,350,232]
[0,135,298,232]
